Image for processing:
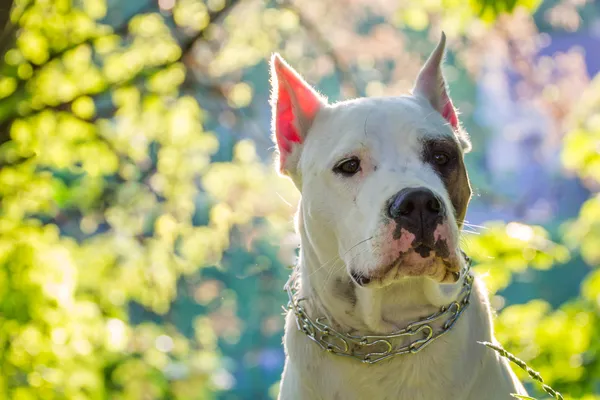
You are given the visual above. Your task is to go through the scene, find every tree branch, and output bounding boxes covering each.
[0,0,15,53]
[0,1,156,142]
[280,1,361,98]
[0,0,242,133]
[29,0,156,74]
[178,0,241,56]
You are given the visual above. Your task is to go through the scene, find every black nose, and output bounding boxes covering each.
[388,187,443,223]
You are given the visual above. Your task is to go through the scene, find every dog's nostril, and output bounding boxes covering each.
[427,198,442,213]
[399,201,414,216]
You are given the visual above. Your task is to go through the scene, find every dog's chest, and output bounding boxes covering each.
[282,312,474,400]
[325,357,465,400]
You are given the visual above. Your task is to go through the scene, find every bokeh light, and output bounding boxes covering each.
[0,0,599,399]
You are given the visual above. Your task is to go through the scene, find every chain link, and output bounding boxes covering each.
[284,257,474,364]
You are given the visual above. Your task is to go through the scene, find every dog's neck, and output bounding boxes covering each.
[296,207,466,335]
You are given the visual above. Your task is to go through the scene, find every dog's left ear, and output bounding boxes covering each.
[270,54,327,177]
[413,32,471,152]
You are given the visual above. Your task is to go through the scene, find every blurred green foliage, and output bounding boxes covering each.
[397,0,543,33]
[0,0,598,399]
[490,71,600,399]
[0,0,295,398]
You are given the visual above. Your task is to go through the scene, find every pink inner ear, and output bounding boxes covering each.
[442,99,458,129]
[273,58,322,166]
[276,87,301,155]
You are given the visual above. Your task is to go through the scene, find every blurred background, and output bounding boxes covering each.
[0,0,599,399]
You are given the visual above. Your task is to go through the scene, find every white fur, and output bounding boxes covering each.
[272,38,527,399]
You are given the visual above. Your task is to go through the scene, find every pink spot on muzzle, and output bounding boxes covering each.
[433,223,452,244]
[396,228,416,253]
[376,226,416,267]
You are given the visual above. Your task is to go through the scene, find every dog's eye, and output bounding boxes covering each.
[432,152,450,166]
[334,157,361,176]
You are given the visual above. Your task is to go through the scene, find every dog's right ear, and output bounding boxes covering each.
[270,54,326,176]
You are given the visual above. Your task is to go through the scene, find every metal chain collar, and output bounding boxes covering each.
[284,256,474,364]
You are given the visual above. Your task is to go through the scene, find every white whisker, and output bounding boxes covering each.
[307,236,374,278]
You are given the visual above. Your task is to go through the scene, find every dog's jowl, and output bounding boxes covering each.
[271,33,528,400]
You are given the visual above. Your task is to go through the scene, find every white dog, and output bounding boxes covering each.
[270,33,528,400]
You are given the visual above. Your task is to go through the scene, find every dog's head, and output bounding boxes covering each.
[270,34,472,287]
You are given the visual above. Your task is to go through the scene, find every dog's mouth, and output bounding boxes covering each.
[350,246,462,287]
[414,243,434,258]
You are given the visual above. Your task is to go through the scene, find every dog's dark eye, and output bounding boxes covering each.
[432,152,450,166]
[334,157,361,176]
